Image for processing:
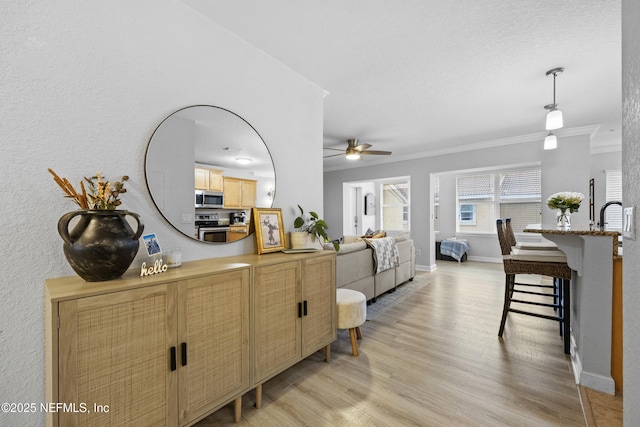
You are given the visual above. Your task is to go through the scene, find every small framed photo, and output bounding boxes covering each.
[143,233,162,256]
[253,208,286,254]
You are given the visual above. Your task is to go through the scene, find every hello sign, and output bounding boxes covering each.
[140,258,168,276]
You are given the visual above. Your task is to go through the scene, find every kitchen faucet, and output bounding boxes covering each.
[599,201,622,230]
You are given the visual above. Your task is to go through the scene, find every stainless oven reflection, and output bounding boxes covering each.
[195,214,229,243]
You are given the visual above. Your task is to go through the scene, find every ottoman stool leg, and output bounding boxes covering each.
[337,289,367,357]
[349,327,359,357]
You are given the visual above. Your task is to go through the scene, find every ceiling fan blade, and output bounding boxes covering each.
[323,153,345,158]
[353,143,372,152]
[361,150,392,155]
[323,147,346,152]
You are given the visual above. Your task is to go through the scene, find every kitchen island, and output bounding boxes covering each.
[524,225,620,394]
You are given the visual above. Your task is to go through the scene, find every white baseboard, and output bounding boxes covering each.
[417,264,436,272]
[570,333,616,395]
[467,256,502,263]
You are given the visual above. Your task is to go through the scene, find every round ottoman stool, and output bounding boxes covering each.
[336,288,367,356]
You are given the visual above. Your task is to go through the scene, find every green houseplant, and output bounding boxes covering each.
[292,205,339,250]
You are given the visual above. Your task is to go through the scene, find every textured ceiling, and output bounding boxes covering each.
[184,0,621,171]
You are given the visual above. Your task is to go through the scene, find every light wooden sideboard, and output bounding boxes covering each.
[45,250,336,426]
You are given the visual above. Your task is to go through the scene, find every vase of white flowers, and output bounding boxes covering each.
[547,191,584,229]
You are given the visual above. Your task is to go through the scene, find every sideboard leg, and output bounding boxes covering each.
[325,343,331,362]
[234,396,242,423]
[255,383,262,409]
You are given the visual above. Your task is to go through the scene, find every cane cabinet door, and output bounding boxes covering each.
[57,283,178,427]
[177,269,250,426]
[253,260,301,383]
[301,255,336,357]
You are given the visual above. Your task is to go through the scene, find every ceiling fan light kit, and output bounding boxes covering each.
[345,148,361,160]
[323,138,392,160]
[543,67,564,149]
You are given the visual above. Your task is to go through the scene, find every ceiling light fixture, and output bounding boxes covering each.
[544,132,558,150]
[236,157,252,165]
[345,148,361,160]
[544,67,564,130]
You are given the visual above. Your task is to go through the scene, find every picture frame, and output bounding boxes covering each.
[143,233,162,256]
[365,193,376,215]
[253,208,286,254]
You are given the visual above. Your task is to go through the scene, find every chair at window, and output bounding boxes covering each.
[496,218,572,354]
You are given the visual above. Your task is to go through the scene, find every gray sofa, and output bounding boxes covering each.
[332,234,416,302]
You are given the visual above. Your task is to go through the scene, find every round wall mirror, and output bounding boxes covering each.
[145,105,275,243]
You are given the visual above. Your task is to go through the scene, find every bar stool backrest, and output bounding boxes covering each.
[495,219,512,256]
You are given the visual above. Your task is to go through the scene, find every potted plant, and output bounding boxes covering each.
[291,205,339,250]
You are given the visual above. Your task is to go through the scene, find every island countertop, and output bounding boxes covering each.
[523,224,621,259]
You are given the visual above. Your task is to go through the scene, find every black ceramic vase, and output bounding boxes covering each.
[57,210,144,282]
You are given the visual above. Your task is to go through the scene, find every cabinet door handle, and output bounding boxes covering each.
[170,346,177,371]
[181,342,188,366]
[298,302,302,318]
[303,300,308,316]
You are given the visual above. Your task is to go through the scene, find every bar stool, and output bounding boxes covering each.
[496,218,572,354]
[504,218,558,251]
[504,217,562,310]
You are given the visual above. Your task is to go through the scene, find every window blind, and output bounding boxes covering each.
[605,169,623,230]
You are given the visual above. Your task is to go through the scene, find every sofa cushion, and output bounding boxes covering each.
[343,235,363,244]
[336,247,375,286]
[335,241,367,254]
[363,229,386,238]
[396,239,413,264]
[393,232,411,242]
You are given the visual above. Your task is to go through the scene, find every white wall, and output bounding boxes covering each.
[590,151,623,222]
[325,134,594,268]
[0,2,324,425]
[622,0,640,423]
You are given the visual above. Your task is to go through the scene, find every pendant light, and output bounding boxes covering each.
[544,67,564,130]
[544,132,557,150]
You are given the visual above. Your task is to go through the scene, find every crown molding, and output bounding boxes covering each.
[590,144,622,154]
[324,125,602,172]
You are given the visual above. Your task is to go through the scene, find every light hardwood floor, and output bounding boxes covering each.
[197,261,591,426]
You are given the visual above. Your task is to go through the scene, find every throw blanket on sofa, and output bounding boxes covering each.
[364,237,399,274]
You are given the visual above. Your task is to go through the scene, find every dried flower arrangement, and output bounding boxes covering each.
[48,168,129,210]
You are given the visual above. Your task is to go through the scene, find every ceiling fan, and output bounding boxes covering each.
[323,138,392,160]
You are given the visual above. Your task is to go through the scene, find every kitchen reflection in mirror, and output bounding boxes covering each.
[145,105,276,243]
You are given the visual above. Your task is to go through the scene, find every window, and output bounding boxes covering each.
[456,174,495,232]
[382,180,410,232]
[459,204,476,224]
[456,168,541,233]
[499,169,541,233]
[605,169,623,230]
